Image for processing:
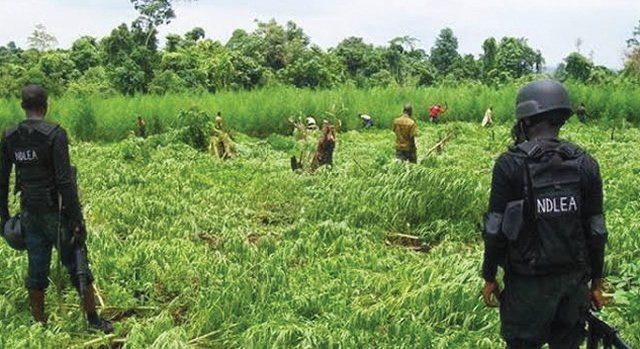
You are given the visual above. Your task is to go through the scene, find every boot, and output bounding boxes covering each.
[28,289,47,324]
[81,284,113,334]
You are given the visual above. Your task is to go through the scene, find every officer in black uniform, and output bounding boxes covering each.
[0,85,112,333]
[481,80,607,348]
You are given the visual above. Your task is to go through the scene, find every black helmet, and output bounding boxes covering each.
[515,80,572,120]
[21,84,48,111]
[3,214,26,251]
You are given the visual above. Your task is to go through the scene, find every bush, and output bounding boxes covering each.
[177,106,211,151]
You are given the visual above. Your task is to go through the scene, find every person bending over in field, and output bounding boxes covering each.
[481,80,607,348]
[429,103,447,123]
[209,112,235,159]
[359,114,374,129]
[393,104,417,163]
[311,121,336,171]
[0,85,113,333]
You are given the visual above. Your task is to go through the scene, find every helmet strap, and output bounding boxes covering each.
[519,121,528,141]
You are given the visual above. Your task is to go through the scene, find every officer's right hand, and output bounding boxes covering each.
[482,281,501,308]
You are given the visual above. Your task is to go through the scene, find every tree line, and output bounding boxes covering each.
[1,13,638,97]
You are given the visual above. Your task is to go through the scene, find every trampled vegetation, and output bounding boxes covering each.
[0,120,638,348]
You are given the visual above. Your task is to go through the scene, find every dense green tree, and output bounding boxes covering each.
[331,37,385,86]
[412,62,437,87]
[66,66,116,96]
[130,0,196,45]
[249,19,310,71]
[430,28,460,76]
[71,36,101,73]
[368,69,396,88]
[225,29,255,53]
[384,36,420,84]
[148,70,187,94]
[0,63,26,97]
[0,42,23,65]
[100,23,158,94]
[449,54,481,81]
[495,37,543,80]
[280,47,339,89]
[480,37,498,79]
[332,37,374,78]
[563,52,593,82]
[165,34,183,52]
[157,48,207,90]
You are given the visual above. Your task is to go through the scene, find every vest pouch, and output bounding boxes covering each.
[502,199,524,241]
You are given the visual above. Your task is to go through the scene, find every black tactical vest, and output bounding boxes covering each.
[4,120,60,211]
[507,139,587,275]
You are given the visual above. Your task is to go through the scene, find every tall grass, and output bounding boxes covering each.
[1,84,638,142]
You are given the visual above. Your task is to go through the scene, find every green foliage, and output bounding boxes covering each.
[430,28,460,76]
[494,37,543,81]
[70,36,101,73]
[563,52,594,82]
[177,106,211,150]
[100,23,158,95]
[4,19,640,95]
[69,98,97,141]
[148,70,187,94]
[66,66,116,97]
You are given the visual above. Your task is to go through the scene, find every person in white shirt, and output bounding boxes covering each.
[359,114,373,129]
[482,106,493,127]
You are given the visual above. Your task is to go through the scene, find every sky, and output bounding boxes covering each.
[1,0,638,69]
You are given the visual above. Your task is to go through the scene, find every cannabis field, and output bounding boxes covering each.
[1,84,639,141]
[0,97,639,348]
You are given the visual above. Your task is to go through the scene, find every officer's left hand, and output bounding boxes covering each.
[590,278,609,311]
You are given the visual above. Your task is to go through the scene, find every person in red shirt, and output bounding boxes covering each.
[429,104,447,123]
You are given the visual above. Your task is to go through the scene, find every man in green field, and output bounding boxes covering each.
[393,104,417,163]
[0,85,112,333]
[209,112,235,159]
[576,102,589,124]
[481,80,607,348]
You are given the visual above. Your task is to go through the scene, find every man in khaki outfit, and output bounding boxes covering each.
[393,104,417,163]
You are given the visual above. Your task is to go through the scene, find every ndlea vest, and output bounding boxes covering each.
[506,139,588,275]
[4,120,60,211]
